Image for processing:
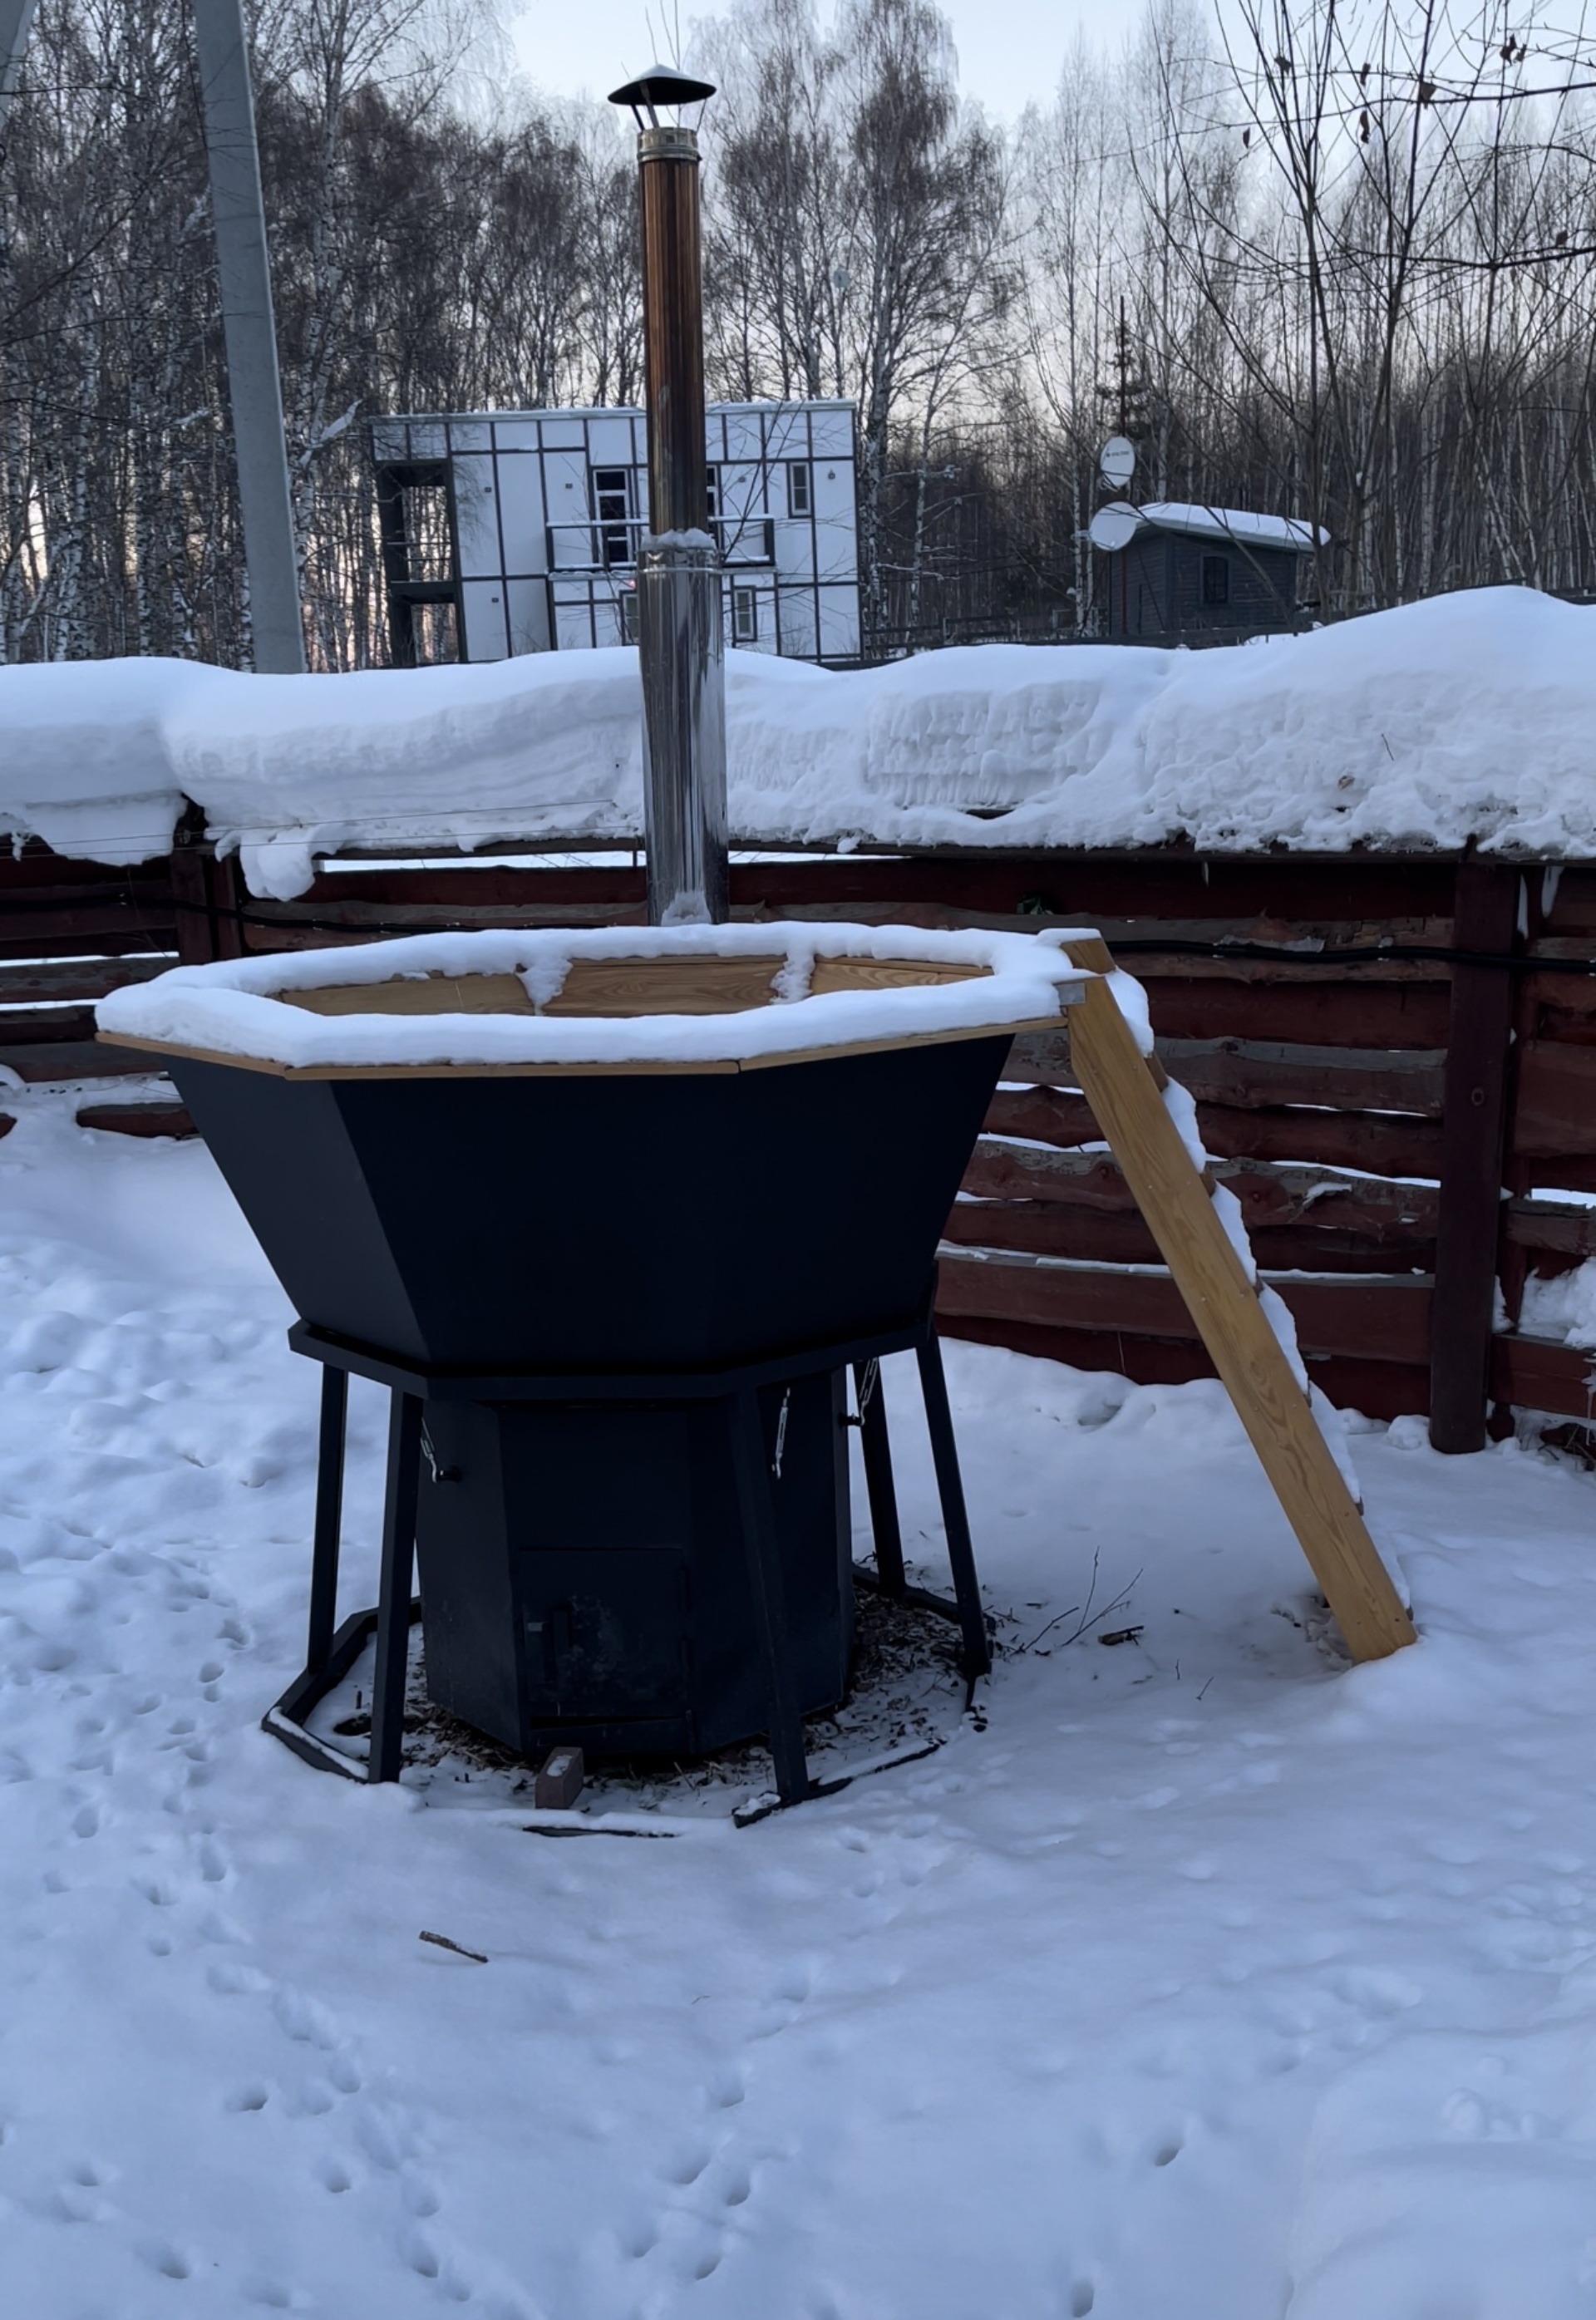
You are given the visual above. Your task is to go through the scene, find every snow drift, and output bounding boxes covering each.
[0,585,1590,897]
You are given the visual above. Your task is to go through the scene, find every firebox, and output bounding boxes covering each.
[415,1377,850,1758]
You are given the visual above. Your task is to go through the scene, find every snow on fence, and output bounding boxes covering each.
[5,827,1595,1449]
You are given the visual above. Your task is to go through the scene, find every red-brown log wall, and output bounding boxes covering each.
[5,826,1594,1439]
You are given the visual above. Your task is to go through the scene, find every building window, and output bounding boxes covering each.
[593,468,632,568]
[619,589,639,643]
[706,468,719,522]
[732,586,757,643]
[1202,553,1230,607]
[786,461,811,517]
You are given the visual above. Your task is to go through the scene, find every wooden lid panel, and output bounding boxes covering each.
[541,956,784,1017]
[808,958,987,994]
[282,973,537,1019]
[274,953,993,1024]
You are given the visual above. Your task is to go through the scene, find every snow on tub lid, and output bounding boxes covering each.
[96,924,1093,1076]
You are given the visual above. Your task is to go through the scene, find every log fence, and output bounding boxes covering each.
[5,822,1595,1449]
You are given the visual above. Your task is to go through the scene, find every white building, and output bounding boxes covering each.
[371,401,860,667]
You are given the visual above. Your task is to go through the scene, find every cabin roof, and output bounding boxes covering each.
[1131,501,1329,552]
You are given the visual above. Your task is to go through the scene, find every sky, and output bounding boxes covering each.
[507,0,1130,124]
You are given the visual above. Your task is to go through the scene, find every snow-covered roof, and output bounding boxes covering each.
[2,587,1593,887]
[1131,502,1328,552]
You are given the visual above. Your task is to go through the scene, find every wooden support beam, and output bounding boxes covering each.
[960,1141,1441,1239]
[1430,864,1519,1453]
[943,1199,1435,1274]
[75,1102,195,1140]
[1489,1332,1596,1421]
[0,1040,156,1083]
[1507,1196,1596,1260]
[985,1082,1446,1180]
[1513,1041,1596,1155]
[1009,1032,1447,1116]
[0,957,173,1004]
[1117,980,1454,1050]
[1057,936,1415,1663]
[936,1247,1433,1363]
[940,1313,1434,1425]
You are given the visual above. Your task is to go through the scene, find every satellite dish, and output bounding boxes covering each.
[1089,500,1141,553]
[1099,435,1137,491]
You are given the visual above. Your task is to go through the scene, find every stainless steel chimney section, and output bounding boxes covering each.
[633,116,728,925]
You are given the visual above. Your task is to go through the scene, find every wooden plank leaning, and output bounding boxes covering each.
[1057,935,1416,1665]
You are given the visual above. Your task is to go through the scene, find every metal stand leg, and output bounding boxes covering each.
[915,1332,991,1682]
[852,1357,907,1597]
[305,1367,347,1674]
[370,1390,422,1786]
[729,1387,815,1807]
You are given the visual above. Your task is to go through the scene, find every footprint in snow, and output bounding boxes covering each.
[287,2077,338,2119]
[140,2238,195,2280]
[273,1985,342,2050]
[768,1958,815,2005]
[618,2214,659,2260]
[241,2277,302,2309]
[661,2139,714,2187]
[218,1964,466,2294]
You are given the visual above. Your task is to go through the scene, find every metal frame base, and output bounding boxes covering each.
[263,1290,990,1810]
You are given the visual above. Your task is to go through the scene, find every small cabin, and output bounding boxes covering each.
[371,401,861,669]
[1096,501,1325,644]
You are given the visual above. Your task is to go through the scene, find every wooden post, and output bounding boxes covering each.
[1059,937,1416,1663]
[1429,862,1520,1453]
[170,800,245,965]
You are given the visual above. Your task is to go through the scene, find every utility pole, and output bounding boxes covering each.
[0,0,39,139]
[191,0,306,673]
[7,0,306,671]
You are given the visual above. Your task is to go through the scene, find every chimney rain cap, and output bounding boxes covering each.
[608,64,717,112]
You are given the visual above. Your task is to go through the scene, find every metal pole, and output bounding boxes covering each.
[370,1390,422,1785]
[729,1388,814,1806]
[0,0,38,141]
[914,1329,993,1683]
[852,1358,908,1596]
[306,1366,348,1673]
[633,121,727,924]
[191,0,306,675]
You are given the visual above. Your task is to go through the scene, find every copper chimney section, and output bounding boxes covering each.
[609,66,728,926]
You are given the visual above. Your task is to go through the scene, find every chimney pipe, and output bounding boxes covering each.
[611,71,727,925]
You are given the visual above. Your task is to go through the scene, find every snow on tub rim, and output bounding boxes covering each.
[96,923,1091,1077]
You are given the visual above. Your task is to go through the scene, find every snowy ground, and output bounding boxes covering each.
[2,1083,1594,2319]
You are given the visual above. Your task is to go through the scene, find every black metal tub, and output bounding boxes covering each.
[100,927,1084,1765]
